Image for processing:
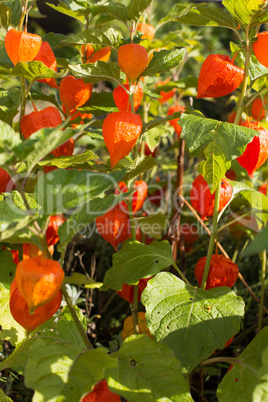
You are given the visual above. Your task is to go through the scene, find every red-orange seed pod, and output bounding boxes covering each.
[96,206,131,249]
[0,168,11,194]
[46,215,66,246]
[194,254,239,289]
[59,75,93,114]
[167,104,186,138]
[15,256,64,313]
[5,29,42,65]
[197,54,244,98]
[102,111,143,168]
[114,180,148,213]
[190,175,233,220]
[20,106,62,139]
[113,83,143,112]
[33,41,58,88]
[253,32,268,68]
[81,380,120,402]
[10,279,62,332]
[137,23,156,41]
[117,44,148,83]
[117,278,151,304]
[236,121,268,177]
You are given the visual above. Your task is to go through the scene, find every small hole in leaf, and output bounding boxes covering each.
[9,272,13,276]
[167,326,169,329]
[189,298,193,301]
[155,260,159,263]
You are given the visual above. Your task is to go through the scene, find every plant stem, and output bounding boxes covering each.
[61,284,93,350]
[200,184,220,289]
[131,285,140,334]
[234,22,251,124]
[172,262,191,285]
[258,249,267,332]
[201,356,257,374]
[127,199,136,239]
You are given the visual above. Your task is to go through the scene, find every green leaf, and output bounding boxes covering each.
[243,225,268,255]
[10,61,67,82]
[230,180,268,229]
[34,169,126,214]
[0,249,16,289]
[143,49,186,77]
[3,0,21,26]
[159,3,194,24]
[0,389,13,402]
[222,0,268,28]
[0,197,37,241]
[24,337,83,402]
[142,272,245,374]
[142,112,182,134]
[137,212,168,239]
[105,334,192,401]
[253,345,268,402]
[249,54,268,82]
[0,120,22,165]
[127,0,153,22]
[68,61,121,84]
[176,4,237,30]
[180,114,257,191]
[61,26,120,47]
[59,348,117,401]
[143,126,168,151]
[122,155,157,183]
[217,327,268,401]
[0,3,11,29]
[0,287,26,346]
[81,92,117,113]
[38,150,98,169]
[58,193,124,253]
[85,2,128,24]
[64,273,103,289]
[0,87,20,124]
[21,126,76,173]
[103,240,175,291]
[46,2,86,22]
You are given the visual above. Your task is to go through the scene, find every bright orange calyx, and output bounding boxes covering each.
[113,83,143,112]
[253,32,268,68]
[81,380,120,402]
[15,256,64,313]
[194,254,239,289]
[81,44,111,63]
[10,279,62,332]
[59,75,93,114]
[33,41,58,88]
[102,111,143,168]
[190,175,233,220]
[96,206,131,249]
[117,44,148,82]
[236,121,268,177]
[46,215,66,246]
[259,183,268,196]
[0,168,11,194]
[117,278,151,304]
[114,180,148,213]
[251,97,266,121]
[5,29,42,65]
[197,54,244,98]
[122,312,153,340]
[137,23,156,41]
[20,106,62,139]
[167,104,186,138]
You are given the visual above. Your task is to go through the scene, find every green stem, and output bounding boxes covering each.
[258,248,267,332]
[61,284,93,350]
[127,198,136,239]
[172,262,191,285]
[131,285,140,334]
[200,184,220,289]
[19,78,28,132]
[233,24,251,124]
[201,356,257,374]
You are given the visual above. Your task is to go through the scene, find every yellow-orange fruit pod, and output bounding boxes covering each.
[117,44,148,82]
[5,29,42,65]
[15,256,64,314]
[137,23,156,41]
[253,32,268,68]
[102,111,143,168]
[10,279,62,332]
[59,75,93,114]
